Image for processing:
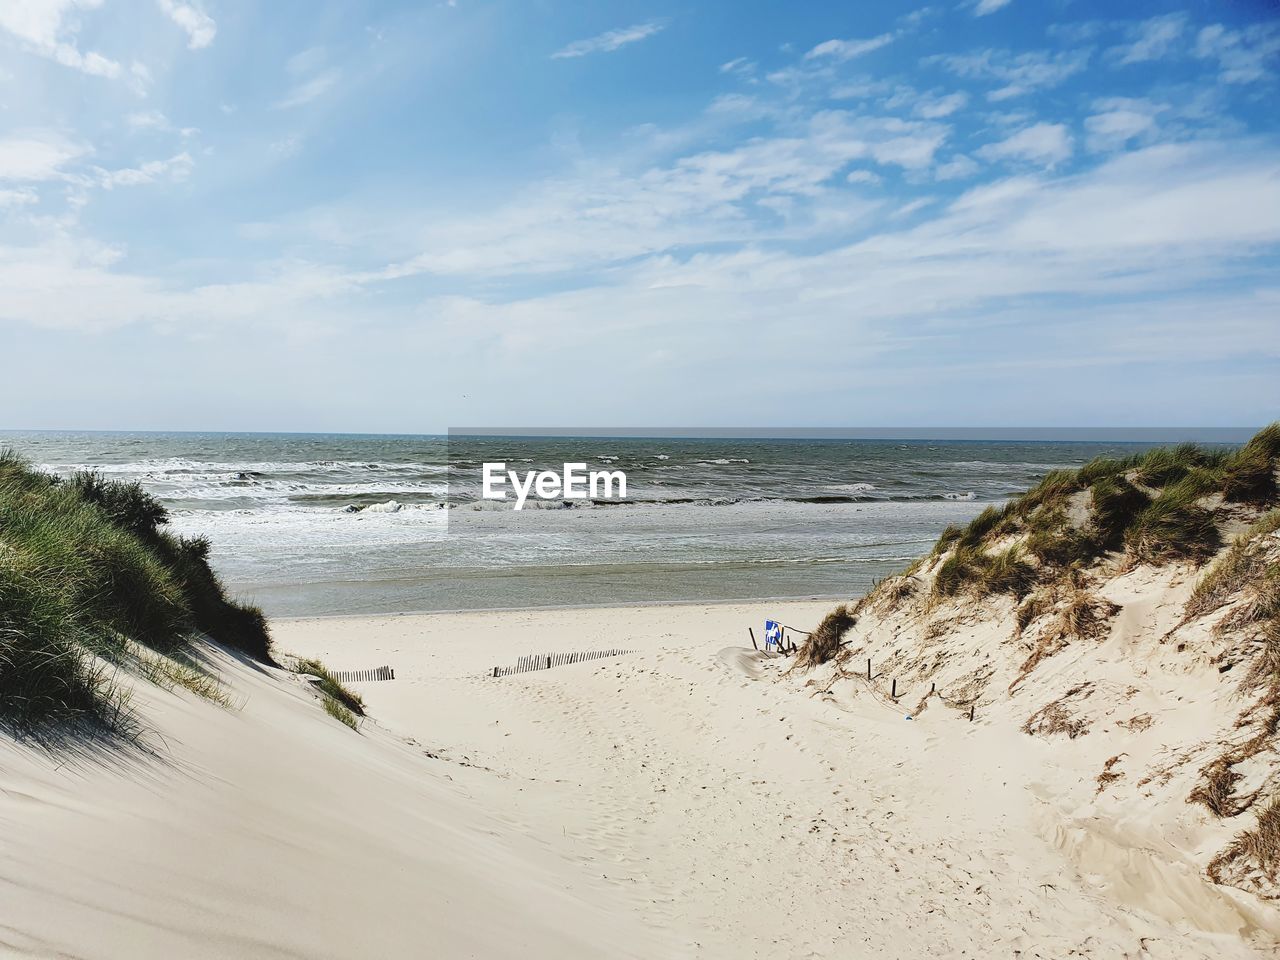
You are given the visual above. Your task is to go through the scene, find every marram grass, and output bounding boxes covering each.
[0,450,271,735]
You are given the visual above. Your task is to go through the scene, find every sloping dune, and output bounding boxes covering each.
[0,640,666,959]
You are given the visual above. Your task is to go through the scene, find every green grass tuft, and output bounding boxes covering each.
[1090,475,1150,550]
[933,543,1034,599]
[1125,483,1221,565]
[294,658,365,715]
[322,695,361,730]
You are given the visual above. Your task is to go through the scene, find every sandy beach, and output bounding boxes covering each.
[2,588,1278,958]
[270,598,1277,959]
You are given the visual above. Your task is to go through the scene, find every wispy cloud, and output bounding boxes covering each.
[0,0,121,78]
[275,70,341,109]
[551,21,665,60]
[930,48,1089,100]
[972,0,1014,17]
[1084,98,1162,152]
[976,122,1073,167]
[95,152,194,189]
[275,49,341,109]
[157,0,216,50]
[1107,13,1186,66]
[1194,22,1280,84]
[804,34,895,62]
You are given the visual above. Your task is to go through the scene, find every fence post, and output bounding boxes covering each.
[867,658,871,680]
[969,704,975,722]
[891,678,897,699]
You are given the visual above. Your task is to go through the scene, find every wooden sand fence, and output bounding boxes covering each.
[490,649,631,678]
[330,665,395,683]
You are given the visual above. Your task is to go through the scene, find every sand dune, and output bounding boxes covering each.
[274,599,1280,958]
[4,596,1277,958]
[0,640,666,959]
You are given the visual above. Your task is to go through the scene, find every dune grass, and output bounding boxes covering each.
[293,658,365,715]
[1125,482,1221,564]
[792,604,856,669]
[0,450,272,734]
[1186,510,1280,620]
[933,543,1035,599]
[322,695,361,731]
[135,648,233,707]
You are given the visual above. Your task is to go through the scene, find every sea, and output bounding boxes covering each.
[0,430,1247,617]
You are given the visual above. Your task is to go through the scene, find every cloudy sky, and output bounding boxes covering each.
[1,0,1277,431]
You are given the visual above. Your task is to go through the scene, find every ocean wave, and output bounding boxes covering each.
[40,457,437,476]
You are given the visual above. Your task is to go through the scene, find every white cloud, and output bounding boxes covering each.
[977,122,1073,168]
[719,57,755,77]
[846,169,881,185]
[1108,13,1185,66]
[155,0,215,48]
[915,91,968,119]
[0,187,39,207]
[1084,98,1161,152]
[934,154,979,180]
[1194,22,1280,84]
[275,69,341,109]
[126,110,169,130]
[551,21,665,59]
[96,152,194,189]
[931,48,1089,101]
[972,0,1013,16]
[804,34,895,62]
[0,0,121,77]
[156,0,215,50]
[0,131,86,181]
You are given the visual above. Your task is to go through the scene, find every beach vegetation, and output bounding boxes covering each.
[1125,483,1221,564]
[294,657,365,716]
[0,450,271,734]
[322,694,361,731]
[793,604,856,669]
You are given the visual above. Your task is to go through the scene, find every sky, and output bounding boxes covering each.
[0,0,1278,432]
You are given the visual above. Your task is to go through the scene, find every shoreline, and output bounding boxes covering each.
[268,591,855,623]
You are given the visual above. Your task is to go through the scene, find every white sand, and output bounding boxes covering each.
[4,597,1278,958]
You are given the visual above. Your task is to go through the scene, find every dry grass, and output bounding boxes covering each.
[1095,754,1126,795]
[794,605,856,670]
[1208,797,1280,897]
[1190,756,1248,817]
[1011,588,1119,690]
[1186,510,1280,621]
[1014,590,1050,635]
[1118,713,1154,732]
[875,576,917,611]
[1023,687,1092,739]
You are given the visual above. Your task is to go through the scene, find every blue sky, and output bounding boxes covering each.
[0,0,1277,431]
